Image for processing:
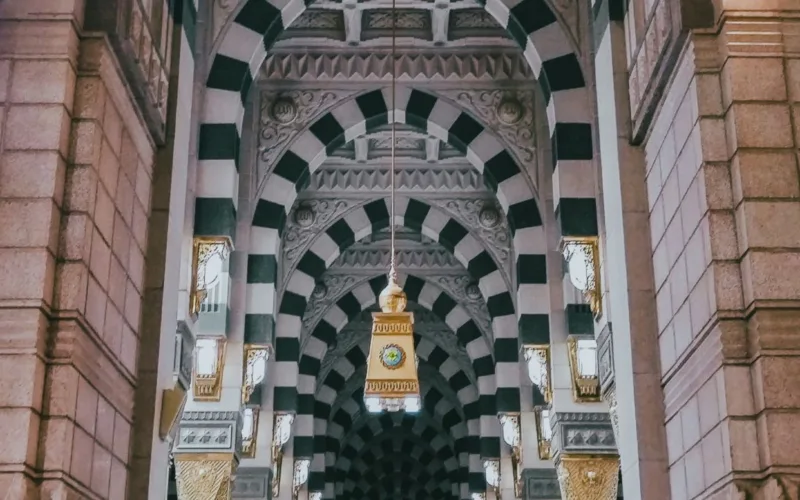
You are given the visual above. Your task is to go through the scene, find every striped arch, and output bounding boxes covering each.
[284,196,513,333]
[312,364,484,499]
[250,89,547,326]
[198,0,595,242]
[282,273,511,419]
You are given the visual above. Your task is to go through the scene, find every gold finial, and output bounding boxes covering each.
[379,266,407,313]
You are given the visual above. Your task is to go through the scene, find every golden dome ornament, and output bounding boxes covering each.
[362,0,421,413]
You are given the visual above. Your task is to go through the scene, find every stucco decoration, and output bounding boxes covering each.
[438,89,537,168]
[257,89,359,185]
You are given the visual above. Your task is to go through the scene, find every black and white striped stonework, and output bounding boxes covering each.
[261,200,536,412]
[283,274,499,414]
[283,196,512,317]
[339,433,459,500]
[200,0,597,244]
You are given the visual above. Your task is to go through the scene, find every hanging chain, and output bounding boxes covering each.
[389,0,397,280]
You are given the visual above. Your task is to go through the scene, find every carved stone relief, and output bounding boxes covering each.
[278,198,362,295]
[426,198,513,287]
[257,89,360,187]
[288,10,343,30]
[259,53,534,82]
[550,412,617,458]
[175,411,243,455]
[364,10,429,30]
[308,167,486,193]
[437,89,537,174]
[451,10,501,30]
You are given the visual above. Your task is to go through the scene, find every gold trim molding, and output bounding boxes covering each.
[556,455,620,500]
[175,453,237,500]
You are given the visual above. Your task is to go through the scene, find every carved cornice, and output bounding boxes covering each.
[308,167,487,193]
[259,52,533,82]
[331,248,463,272]
[550,412,617,459]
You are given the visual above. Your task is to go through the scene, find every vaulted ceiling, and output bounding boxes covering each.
[249,4,540,496]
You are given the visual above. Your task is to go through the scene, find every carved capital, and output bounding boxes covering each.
[176,411,243,456]
[556,455,620,500]
[550,412,616,458]
[175,454,237,500]
[259,52,533,82]
[602,386,620,446]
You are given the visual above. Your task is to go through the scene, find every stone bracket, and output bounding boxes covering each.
[550,412,617,459]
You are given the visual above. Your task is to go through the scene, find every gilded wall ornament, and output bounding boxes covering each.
[496,97,523,125]
[380,344,406,369]
[478,207,500,228]
[293,205,315,227]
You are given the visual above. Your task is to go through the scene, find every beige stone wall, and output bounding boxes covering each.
[0,4,156,497]
[643,11,800,498]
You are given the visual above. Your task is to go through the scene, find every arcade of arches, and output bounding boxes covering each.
[1,0,800,499]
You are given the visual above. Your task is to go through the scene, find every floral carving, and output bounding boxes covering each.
[439,89,537,167]
[257,89,358,187]
[427,198,512,283]
[280,198,355,289]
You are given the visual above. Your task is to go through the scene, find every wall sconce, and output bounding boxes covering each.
[522,345,552,404]
[242,344,270,404]
[271,412,295,498]
[483,459,500,497]
[192,337,226,401]
[562,237,601,316]
[190,236,232,315]
[293,458,311,499]
[534,407,552,460]
[566,335,600,402]
[499,413,522,498]
[241,407,260,459]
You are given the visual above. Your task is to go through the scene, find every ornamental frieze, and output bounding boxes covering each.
[308,167,486,193]
[259,52,533,82]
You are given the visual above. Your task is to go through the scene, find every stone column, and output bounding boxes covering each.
[638,5,800,497]
[590,0,672,498]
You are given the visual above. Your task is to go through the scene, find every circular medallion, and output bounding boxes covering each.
[479,207,500,229]
[272,97,298,124]
[312,283,327,299]
[465,283,482,300]
[380,344,406,370]
[496,98,523,125]
[294,206,315,227]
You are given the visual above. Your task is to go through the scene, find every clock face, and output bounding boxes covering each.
[380,344,406,370]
